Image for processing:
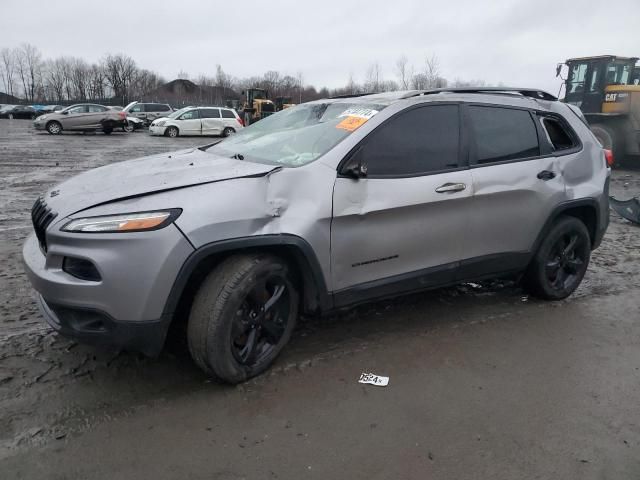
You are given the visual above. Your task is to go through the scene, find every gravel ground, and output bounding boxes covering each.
[1,119,639,479]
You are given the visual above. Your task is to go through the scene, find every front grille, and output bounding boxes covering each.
[31,197,57,252]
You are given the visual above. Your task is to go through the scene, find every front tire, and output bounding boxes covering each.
[222,127,235,137]
[187,254,298,383]
[523,216,591,300]
[46,121,62,135]
[166,126,179,138]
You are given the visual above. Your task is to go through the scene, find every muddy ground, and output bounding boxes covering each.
[1,119,639,479]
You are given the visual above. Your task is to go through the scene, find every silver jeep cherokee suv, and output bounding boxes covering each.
[23,88,610,383]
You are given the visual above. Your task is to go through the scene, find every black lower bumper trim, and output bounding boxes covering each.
[38,296,171,357]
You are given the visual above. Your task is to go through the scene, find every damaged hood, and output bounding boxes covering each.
[42,148,278,217]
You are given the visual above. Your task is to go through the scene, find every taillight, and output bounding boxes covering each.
[604,149,614,167]
[119,112,126,119]
[237,116,244,127]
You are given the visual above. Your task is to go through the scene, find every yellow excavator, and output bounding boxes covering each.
[557,55,640,162]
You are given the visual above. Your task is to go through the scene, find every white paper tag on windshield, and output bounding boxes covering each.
[358,372,389,387]
[338,108,379,119]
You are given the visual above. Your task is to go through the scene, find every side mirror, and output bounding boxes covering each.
[62,111,68,115]
[555,64,563,78]
[341,149,368,179]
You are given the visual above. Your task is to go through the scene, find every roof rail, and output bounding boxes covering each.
[403,87,558,101]
[329,92,376,99]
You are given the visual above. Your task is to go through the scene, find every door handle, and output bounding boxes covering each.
[537,170,556,181]
[435,182,466,193]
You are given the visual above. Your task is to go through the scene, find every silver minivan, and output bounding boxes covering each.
[149,106,244,137]
[123,101,173,126]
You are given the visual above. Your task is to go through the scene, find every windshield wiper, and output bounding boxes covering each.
[230,153,245,160]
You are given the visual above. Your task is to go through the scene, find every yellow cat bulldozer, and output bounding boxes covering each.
[241,88,276,126]
[274,96,295,111]
[558,55,640,163]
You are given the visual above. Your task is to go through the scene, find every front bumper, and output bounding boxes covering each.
[149,125,167,136]
[33,120,46,130]
[22,223,194,355]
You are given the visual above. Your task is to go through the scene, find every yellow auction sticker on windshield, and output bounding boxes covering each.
[336,115,369,131]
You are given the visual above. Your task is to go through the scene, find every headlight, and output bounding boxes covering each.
[38,115,48,120]
[156,121,166,127]
[62,209,181,233]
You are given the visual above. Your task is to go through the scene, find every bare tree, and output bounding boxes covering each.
[103,54,138,103]
[44,58,67,101]
[364,62,383,93]
[0,48,17,97]
[15,43,42,101]
[424,54,447,88]
[395,55,410,90]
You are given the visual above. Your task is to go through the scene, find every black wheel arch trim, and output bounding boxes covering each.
[531,198,605,254]
[162,234,332,318]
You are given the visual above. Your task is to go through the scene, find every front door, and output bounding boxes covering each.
[62,105,89,129]
[177,109,202,135]
[331,104,473,303]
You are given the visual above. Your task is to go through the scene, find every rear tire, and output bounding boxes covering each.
[523,216,591,300]
[187,254,298,383]
[222,127,235,137]
[166,126,179,138]
[46,121,62,135]
[103,128,112,135]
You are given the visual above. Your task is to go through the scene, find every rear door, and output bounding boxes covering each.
[177,108,202,135]
[200,108,223,135]
[86,104,109,128]
[331,103,473,301]
[461,104,566,278]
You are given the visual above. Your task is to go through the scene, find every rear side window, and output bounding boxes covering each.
[200,108,221,119]
[156,104,170,112]
[540,116,577,151]
[361,104,460,176]
[468,106,539,164]
[221,109,236,119]
[88,105,107,113]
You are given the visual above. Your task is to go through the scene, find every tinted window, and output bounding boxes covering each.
[361,105,460,176]
[540,116,577,151]
[221,109,236,119]
[156,104,170,112]
[179,109,199,120]
[200,108,221,119]
[468,106,539,164]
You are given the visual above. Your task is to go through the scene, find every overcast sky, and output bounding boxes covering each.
[2,0,639,95]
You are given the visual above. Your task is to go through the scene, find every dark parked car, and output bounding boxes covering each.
[0,105,38,119]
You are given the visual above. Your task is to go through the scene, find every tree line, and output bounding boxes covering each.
[1,43,487,105]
